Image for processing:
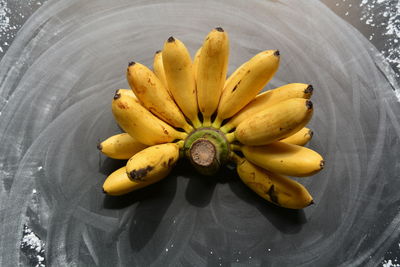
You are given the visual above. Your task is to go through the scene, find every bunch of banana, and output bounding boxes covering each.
[98,28,324,210]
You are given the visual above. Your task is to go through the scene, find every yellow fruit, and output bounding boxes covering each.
[196,27,229,126]
[126,143,180,181]
[127,62,193,133]
[213,50,280,128]
[280,127,313,146]
[98,133,147,160]
[241,142,324,177]
[153,50,169,90]
[112,91,186,145]
[232,98,313,145]
[220,83,313,132]
[103,166,161,196]
[163,37,201,128]
[234,155,313,209]
[192,47,202,82]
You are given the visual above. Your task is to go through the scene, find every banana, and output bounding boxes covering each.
[241,141,324,177]
[153,50,169,90]
[213,50,280,128]
[196,27,229,126]
[126,143,180,181]
[192,47,202,82]
[127,62,193,133]
[116,88,136,98]
[112,91,186,145]
[103,166,162,196]
[233,154,313,209]
[163,37,201,128]
[280,127,313,146]
[220,83,313,133]
[98,133,147,160]
[230,98,313,146]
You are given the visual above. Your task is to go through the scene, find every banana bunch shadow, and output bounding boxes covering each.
[100,157,306,252]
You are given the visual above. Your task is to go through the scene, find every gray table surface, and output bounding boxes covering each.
[1,0,399,266]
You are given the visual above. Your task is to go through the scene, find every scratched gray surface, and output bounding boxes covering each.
[0,0,400,266]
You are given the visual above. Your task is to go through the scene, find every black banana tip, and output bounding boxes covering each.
[306,100,313,109]
[167,36,175,42]
[308,200,315,206]
[128,61,136,66]
[155,50,161,54]
[215,27,224,32]
[97,143,103,151]
[308,129,314,138]
[113,92,121,100]
[320,160,325,168]
[274,50,280,57]
[102,188,107,194]
[304,85,314,94]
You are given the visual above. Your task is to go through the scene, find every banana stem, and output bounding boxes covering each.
[225,132,236,143]
[220,123,233,133]
[176,140,185,148]
[202,116,212,127]
[229,152,244,165]
[183,123,194,133]
[192,117,202,129]
[212,116,222,129]
[230,144,242,151]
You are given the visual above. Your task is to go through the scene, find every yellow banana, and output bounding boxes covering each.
[192,47,202,82]
[213,50,280,128]
[116,88,136,98]
[163,37,201,128]
[112,91,186,146]
[230,98,313,146]
[196,27,229,126]
[153,50,169,90]
[241,141,324,177]
[280,127,313,146]
[126,143,180,181]
[98,133,147,160]
[220,83,313,133]
[233,155,313,209]
[103,166,162,196]
[126,62,193,133]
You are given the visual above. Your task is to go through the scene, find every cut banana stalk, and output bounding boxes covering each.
[280,127,313,146]
[213,50,280,128]
[98,133,147,160]
[234,98,313,145]
[163,37,201,128]
[126,143,180,181]
[127,62,193,133]
[241,142,324,177]
[112,91,187,145]
[232,154,314,209]
[220,83,313,133]
[196,27,229,126]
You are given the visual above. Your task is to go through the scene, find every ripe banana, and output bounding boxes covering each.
[98,133,147,160]
[116,88,136,98]
[163,37,201,128]
[231,98,313,146]
[220,83,313,133]
[126,143,180,181]
[196,27,229,126]
[241,141,324,177]
[127,62,193,133]
[112,90,186,145]
[213,50,280,128]
[103,166,162,196]
[233,154,313,209]
[280,127,313,146]
[153,50,169,90]
[192,47,202,82]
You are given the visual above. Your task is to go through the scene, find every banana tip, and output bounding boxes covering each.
[155,50,161,54]
[320,160,325,169]
[308,200,315,206]
[128,61,136,66]
[97,143,103,151]
[304,85,314,94]
[215,27,224,32]
[113,91,121,100]
[308,129,314,137]
[167,36,175,42]
[102,188,107,194]
[274,50,280,57]
[306,100,313,110]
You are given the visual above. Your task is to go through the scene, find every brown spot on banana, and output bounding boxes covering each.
[117,102,128,109]
[129,166,154,181]
[267,185,279,205]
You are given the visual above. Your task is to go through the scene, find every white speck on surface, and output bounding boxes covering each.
[20,225,46,267]
[37,166,43,171]
[165,248,168,252]
[383,259,400,267]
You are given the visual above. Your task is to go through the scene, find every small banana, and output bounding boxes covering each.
[103,166,162,196]
[126,143,180,181]
[127,62,193,133]
[230,98,313,146]
[233,154,313,209]
[98,133,147,160]
[220,83,313,133]
[163,37,201,128]
[241,141,324,177]
[280,127,313,146]
[213,50,280,128]
[192,47,202,82]
[196,27,229,126]
[153,50,169,90]
[112,91,186,145]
